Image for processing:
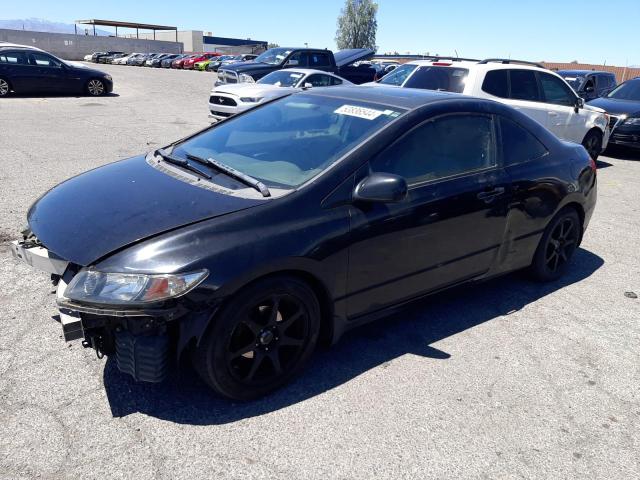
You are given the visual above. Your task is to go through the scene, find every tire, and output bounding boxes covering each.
[192,276,321,401]
[530,208,581,282]
[582,129,602,161]
[86,78,106,96]
[0,77,11,97]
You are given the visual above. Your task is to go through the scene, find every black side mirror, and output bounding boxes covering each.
[574,97,584,113]
[354,173,408,203]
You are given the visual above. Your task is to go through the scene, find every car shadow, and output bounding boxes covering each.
[104,248,604,425]
[604,145,640,161]
[6,92,119,99]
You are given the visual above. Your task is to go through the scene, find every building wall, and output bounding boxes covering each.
[0,28,182,60]
[129,30,202,52]
[541,62,640,84]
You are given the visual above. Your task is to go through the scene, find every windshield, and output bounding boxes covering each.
[258,70,305,87]
[254,48,293,65]
[173,94,405,188]
[377,64,418,86]
[607,80,640,100]
[402,66,469,93]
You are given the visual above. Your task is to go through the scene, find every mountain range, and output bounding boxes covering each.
[0,18,112,36]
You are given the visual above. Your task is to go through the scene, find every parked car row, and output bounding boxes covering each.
[84,50,261,71]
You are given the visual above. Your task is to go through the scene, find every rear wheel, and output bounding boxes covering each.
[582,129,602,161]
[86,79,106,96]
[530,209,581,282]
[0,77,11,97]
[192,276,321,400]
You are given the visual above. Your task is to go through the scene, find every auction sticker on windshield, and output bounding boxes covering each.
[334,104,385,120]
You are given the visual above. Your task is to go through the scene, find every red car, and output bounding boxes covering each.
[183,52,220,70]
[171,54,199,69]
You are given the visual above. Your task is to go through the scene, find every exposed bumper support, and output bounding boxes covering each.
[10,240,69,275]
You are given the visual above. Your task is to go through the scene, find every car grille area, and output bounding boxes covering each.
[218,70,238,84]
[115,330,169,383]
[209,95,237,106]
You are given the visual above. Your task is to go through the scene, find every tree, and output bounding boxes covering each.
[267,43,280,49]
[335,0,378,50]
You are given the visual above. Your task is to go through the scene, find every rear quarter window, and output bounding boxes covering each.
[499,117,548,165]
[482,70,509,98]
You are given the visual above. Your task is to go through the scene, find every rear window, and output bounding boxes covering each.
[377,64,417,86]
[499,117,548,165]
[404,66,469,93]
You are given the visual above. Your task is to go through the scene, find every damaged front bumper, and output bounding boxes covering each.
[11,239,216,384]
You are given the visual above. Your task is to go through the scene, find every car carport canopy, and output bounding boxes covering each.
[75,19,178,41]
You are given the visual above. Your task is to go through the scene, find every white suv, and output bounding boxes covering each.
[369,58,610,159]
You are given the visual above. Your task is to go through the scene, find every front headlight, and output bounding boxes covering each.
[64,269,208,305]
[239,74,255,83]
[239,97,263,103]
[623,117,640,126]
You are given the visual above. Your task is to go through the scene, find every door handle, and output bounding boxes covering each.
[477,187,505,201]
[548,111,559,117]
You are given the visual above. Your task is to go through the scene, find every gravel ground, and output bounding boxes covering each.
[0,63,639,480]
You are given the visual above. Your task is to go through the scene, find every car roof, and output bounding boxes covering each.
[0,43,44,52]
[273,68,340,76]
[302,85,461,109]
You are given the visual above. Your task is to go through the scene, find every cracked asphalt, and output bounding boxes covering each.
[0,63,639,479]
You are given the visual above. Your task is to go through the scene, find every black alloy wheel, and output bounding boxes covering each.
[582,130,602,161]
[530,209,580,281]
[86,79,105,96]
[193,276,320,400]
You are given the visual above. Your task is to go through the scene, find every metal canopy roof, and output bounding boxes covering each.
[75,19,177,31]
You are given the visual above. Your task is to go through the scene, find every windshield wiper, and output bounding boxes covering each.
[186,153,271,197]
[154,149,212,180]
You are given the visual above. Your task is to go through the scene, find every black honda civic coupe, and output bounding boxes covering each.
[11,86,597,400]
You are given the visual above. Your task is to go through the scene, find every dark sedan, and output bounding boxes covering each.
[589,77,640,149]
[0,46,113,96]
[11,87,596,400]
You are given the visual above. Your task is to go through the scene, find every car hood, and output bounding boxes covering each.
[27,155,265,266]
[587,97,640,117]
[211,83,291,96]
[334,48,375,67]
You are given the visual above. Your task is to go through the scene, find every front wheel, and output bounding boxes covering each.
[192,276,321,401]
[0,77,11,97]
[582,129,603,161]
[86,79,105,96]
[530,209,581,282]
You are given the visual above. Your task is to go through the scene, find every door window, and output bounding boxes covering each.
[371,114,496,184]
[304,74,333,87]
[286,52,307,67]
[0,52,27,64]
[27,52,62,68]
[538,72,576,106]
[509,70,540,101]
[499,117,548,165]
[308,52,331,68]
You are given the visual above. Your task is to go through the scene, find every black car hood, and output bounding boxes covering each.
[27,155,264,266]
[587,97,640,117]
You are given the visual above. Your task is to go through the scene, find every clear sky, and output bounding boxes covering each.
[2,0,639,66]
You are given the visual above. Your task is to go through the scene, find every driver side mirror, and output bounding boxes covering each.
[354,173,408,203]
[584,85,595,93]
[303,82,313,89]
[574,96,584,113]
